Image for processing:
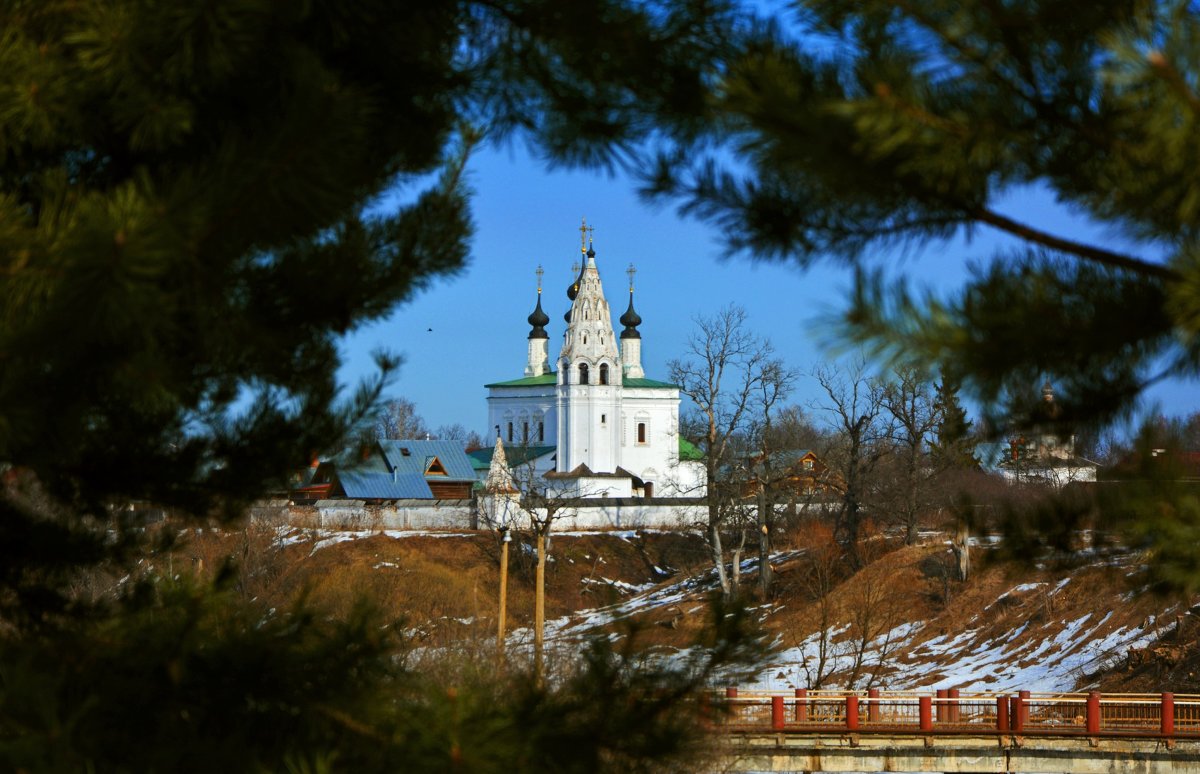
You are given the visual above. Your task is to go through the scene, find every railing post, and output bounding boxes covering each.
[772,695,785,731]
[1086,692,1100,735]
[996,695,1009,732]
[919,695,933,732]
[868,688,880,723]
[1162,692,1175,737]
[948,688,961,723]
[795,688,808,723]
[936,688,947,723]
[846,695,860,731]
[726,686,738,699]
[1018,690,1030,730]
[1010,694,1024,733]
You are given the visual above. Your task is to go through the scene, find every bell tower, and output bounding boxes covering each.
[556,219,622,473]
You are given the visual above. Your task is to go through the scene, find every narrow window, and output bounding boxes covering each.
[538,421,544,442]
[599,363,609,385]
[579,363,589,384]
[583,335,588,344]
[637,423,647,444]
[507,422,513,442]
[601,414,607,425]
[523,421,529,442]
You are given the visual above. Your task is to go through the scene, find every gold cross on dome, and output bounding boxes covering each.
[626,263,637,292]
[579,217,588,253]
[535,264,544,294]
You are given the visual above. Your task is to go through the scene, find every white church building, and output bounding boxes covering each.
[483,222,706,500]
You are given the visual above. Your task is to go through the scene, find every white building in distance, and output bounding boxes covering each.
[483,221,705,499]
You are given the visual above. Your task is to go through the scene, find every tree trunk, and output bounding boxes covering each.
[707,513,730,597]
[731,527,747,596]
[757,488,772,597]
[904,451,919,545]
[951,517,970,582]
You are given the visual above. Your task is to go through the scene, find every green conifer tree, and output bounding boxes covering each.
[0,2,757,769]
[646,0,1200,435]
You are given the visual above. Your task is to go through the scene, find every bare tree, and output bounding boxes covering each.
[882,367,942,545]
[375,397,430,440]
[748,360,798,597]
[435,423,486,450]
[670,305,775,598]
[812,360,892,567]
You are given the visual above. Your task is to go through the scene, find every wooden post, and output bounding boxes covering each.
[996,695,1009,732]
[1162,693,1176,737]
[1086,692,1100,735]
[772,695,785,731]
[496,531,510,664]
[726,686,739,699]
[534,530,546,685]
[868,688,880,723]
[846,695,860,731]
[795,688,808,722]
[936,688,947,723]
[948,687,960,723]
[1018,690,1030,730]
[919,696,932,732]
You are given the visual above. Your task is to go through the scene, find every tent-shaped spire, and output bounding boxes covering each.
[484,436,519,494]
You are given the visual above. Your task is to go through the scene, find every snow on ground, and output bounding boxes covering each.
[515,549,1170,694]
[274,527,1170,693]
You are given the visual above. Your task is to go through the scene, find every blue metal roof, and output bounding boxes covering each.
[377,440,478,481]
[337,469,433,500]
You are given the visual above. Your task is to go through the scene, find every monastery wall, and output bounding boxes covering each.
[256,498,716,531]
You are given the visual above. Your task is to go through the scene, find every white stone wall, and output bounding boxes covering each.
[270,499,714,531]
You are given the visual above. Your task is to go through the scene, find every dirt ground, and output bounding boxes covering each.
[173,521,1199,692]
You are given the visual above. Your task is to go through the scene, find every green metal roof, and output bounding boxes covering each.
[623,376,678,389]
[485,373,678,389]
[467,444,556,471]
[678,437,704,461]
[485,372,557,388]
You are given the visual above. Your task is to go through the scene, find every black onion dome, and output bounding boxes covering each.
[566,261,586,300]
[527,295,549,339]
[619,293,642,339]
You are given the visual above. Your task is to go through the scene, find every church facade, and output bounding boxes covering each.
[484,223,705,499]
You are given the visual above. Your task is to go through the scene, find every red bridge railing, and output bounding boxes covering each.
[715,688,1200,739]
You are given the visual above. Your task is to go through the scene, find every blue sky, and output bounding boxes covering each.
[337,143,1199,436]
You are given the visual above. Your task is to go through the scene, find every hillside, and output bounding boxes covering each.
[177,522,1198,694]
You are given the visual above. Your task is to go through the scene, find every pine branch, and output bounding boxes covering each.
[968,206,1180,280]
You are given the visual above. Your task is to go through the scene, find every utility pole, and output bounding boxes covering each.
[534,526,546,685]
[497,527,511,664]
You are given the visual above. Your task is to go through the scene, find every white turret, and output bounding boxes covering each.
[480,436,521,529]
[524,266,551,377]
[618,263,644,379]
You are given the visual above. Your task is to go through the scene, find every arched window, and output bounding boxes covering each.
[538,421,544,442]
[599,363,609,385]
[522,421,529,442]
[637,422,647,444]
[579,363,589,384]
[507,422,514,442]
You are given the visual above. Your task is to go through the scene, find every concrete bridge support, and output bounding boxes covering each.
[721,733,1200,773]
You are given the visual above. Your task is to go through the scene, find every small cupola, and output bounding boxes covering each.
[527,265,549,339]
